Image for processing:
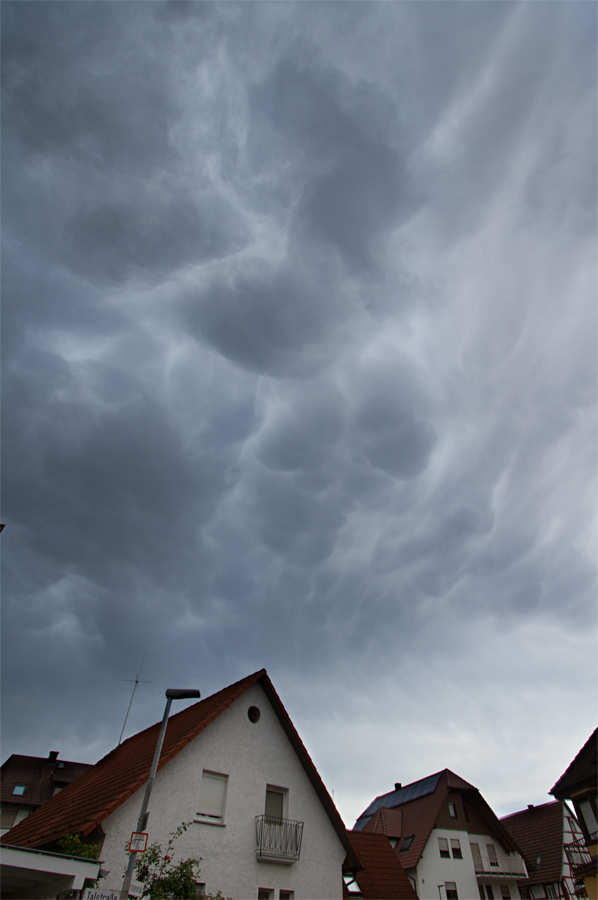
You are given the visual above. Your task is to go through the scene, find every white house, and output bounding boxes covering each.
[353,769,529,900]
[3,670,360,900]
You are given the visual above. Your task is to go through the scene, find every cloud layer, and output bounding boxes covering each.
[2,1,596,825]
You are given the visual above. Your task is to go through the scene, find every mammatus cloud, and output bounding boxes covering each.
[1,1,595,827]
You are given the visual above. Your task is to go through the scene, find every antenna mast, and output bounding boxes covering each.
[119,652,152,745]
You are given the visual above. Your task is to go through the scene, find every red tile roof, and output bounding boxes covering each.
[3,670,359,866]
[501,801,564,887]
[550,729,598,798]
[1,755,91,808]
[346,832,418,899]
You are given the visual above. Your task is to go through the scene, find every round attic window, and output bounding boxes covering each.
[248,706,261,723]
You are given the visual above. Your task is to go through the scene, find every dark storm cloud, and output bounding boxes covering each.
[1,0,595,826]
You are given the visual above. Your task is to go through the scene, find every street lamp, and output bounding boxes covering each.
[120,688,201,900]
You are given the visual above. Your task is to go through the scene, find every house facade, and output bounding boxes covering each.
[354,769,528,900]
[501,800,584,900]
[3,670,359,900]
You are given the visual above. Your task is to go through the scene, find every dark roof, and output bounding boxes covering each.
[1,754,91,808]
[501,801,564,886]
[3,670,359,867]
[354,770,476,831]
[356,769,522,871]
[550,729,598,799]
[346,832,418,900]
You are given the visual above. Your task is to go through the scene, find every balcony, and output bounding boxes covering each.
[255,815,304,864]
[474,855,527,878]
[565,833,598,876]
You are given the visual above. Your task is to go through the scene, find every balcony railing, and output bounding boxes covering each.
[255,815,304,864]
[565,833,598,875]
[474,855,527,878]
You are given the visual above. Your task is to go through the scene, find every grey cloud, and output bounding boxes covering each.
[186,257,347,377]
[63,188,249,285]
[2,3,177,171]
[363,418,437,480]
[256,384,346,472]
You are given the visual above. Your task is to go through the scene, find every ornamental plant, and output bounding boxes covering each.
[131,822,231,900]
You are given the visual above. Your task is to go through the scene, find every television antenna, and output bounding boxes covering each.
[119,652,152,745]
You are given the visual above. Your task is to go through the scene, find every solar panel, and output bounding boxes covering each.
[354,773,441,830]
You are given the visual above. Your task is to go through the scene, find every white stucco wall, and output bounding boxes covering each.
[97,682,346,900]
[413,828,523,900]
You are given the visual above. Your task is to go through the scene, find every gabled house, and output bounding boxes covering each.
[0,752,91,836]
[550,729,598,900]
[501,800,584,900]
[353,769,528,900]
[3,670,361,900]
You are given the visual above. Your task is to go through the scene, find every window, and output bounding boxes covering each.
[248,707,261,723]
[479,888,485,900]
[12,785,26,796]
[519,890,529,900]
[1,809,18,829]
[485,887,494,900]
[545,886,557,900]
[197,771,228,824]
[445,882,458,900]
[265,787,286,820]
[258,890,273,900]
[399,834,414,852]
[195,884,206,898]
[448,802,457,818]
[487,844,499,867]
[451,838,462,859]
[439,837,450,858]
[500,887,510,900]
[471,843,483,872]
[279,892,294,900]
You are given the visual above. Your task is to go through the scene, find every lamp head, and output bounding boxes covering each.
[165,688,201,700]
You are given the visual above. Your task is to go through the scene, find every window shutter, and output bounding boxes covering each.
[198,772,227,818]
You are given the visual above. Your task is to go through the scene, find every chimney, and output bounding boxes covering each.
[47,751,59,765]
[527,804,534,809]
[394,783,402,791]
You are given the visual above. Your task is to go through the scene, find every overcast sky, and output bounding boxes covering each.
[2,1,596,829]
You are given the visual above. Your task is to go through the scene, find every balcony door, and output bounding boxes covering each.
[265,788,285,821]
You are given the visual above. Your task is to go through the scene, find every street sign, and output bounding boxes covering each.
[82,891,120,900]
[128,832,148,852]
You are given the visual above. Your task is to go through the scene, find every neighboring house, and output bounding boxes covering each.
[353,768,528,900]
[344,831,418,900]
[501,800,584,900]
[0,752,91,836]
[550,729,598,900]
[3,670,361,900]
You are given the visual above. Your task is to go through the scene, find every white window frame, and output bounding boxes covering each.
[265,785,288,820]
[450,838,463,859]
[196,770,228,825]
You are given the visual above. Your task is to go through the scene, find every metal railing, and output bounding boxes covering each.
[255,815,304,863]
[565,833,598,874]
[474,855,527,877]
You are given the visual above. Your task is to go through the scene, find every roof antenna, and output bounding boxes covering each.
[119,652,152,745]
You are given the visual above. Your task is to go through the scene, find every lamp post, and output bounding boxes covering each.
[120,688,200,900]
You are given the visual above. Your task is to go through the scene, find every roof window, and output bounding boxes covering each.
[399,834,414,852]
[12,785,26,796]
